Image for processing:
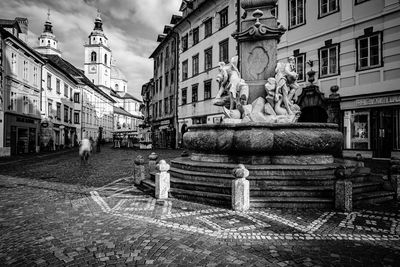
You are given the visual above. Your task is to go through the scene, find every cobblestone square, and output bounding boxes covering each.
[0,147,399,266]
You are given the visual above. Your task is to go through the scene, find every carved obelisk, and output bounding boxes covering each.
[233,0,285,103]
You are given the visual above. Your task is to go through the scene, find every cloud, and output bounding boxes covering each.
[0,0,182,99]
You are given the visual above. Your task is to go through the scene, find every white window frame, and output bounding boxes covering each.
[289,0,305,29]
[294,53,306,82]
[357,32,382,71]
[319,44,339,77]
[319,0,339,17]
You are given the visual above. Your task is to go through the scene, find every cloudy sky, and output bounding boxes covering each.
[0,0,182,99]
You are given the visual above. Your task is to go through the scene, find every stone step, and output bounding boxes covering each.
[250,196,333,208]
[169,188,231,207]
[251,186,333,197]
[352,181,383,194]
[353,191,395,206]
[170,177,231,195]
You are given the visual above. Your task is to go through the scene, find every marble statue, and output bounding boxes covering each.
[214,56,301,123]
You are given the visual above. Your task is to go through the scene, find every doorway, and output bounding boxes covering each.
[371,108,393,158]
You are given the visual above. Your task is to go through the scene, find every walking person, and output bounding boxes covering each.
[79,137,92,165]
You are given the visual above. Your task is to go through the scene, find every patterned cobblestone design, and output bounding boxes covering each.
[1,175,400,266]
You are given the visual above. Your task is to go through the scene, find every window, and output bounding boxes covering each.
[48,101,53,116]
[74,112,80,124]
[47,73,52,90]
[204,47,213,71]
[164,97,168,114]
[357,31,382,71]
[23,96,29,114]
[289,0,305,28]
[169,96,173,113]
[11,53,17,74]
[171,69,174,84]
[204,80,212,100]
[33,66,38,85]
[193,27,199,45]
[91,51,96,62]
[74,93,80,103]
[319,43,339,77]
[182,60,188,80]
[159,77,163,91]
[159,100,162,116]
[64,84,68,97]
[294,53,306,82]
[182,34,188,52]
[165,72,169,87]
[104,54,107,65]
[23,60,28,80]
[344,110,370,150]
[182,88,187,105]
[204,18,212,38]
[219,7,228,29]
[9,92,17,111]
[56,79,61,93]
[166,45,169,59]
[192,84,198,103]
[70,88,73,99]
[155,79,158,93]
[219,39,229,63]
[319,0,339,17]
[56,103,61,120]
[192,54,199,76]
[64,105,69,122]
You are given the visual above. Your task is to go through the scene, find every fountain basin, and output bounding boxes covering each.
[183,122,343,159]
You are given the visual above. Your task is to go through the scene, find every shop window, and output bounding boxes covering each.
[356,31,382,71]
[319,0,339,18]
[289,0,305,29]
[319,43,339,77]
[344,110,370,150]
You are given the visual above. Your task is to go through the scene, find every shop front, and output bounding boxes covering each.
[4,113,40,155]
[342,94,400,159]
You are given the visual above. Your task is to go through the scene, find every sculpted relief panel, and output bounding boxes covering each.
[247,46,269,80]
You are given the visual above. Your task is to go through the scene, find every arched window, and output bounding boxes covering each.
[91,51,97,62]
[104,54,107,65]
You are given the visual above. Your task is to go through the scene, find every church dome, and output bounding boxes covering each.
[111,64,127,82]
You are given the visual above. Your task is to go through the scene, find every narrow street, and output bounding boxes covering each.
[0,147,399,266]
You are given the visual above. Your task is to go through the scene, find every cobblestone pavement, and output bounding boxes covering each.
[0,145,185,187]
[1,175,399,266]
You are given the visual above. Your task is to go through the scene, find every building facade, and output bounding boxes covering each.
[175,0,239,141]
[149,18,180,149]
[276,0,400,159]
[0,26,44,156]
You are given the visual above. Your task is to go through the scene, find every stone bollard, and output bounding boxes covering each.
[155,160,170,199]
[133,155,145,185]
[232,164,250,212]
[335,180,352,212]
[148,152,159,173]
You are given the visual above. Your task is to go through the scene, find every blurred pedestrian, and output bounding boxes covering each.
[79,137,91,165]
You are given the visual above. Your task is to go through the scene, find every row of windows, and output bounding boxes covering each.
[289,0,371,29]
[152,96,174,119]
[153,69,176,95]
[8,92,39,115]
[181,7,228,52]
[294,30,382,81]
[181,80,212,105]
[47,102,76,123]
[46,72,80,100]
[10,52,39,86]
[182,38,229,81]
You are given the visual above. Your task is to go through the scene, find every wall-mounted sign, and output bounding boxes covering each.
[356,95,400,107]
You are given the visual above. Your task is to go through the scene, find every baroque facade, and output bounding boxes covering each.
[276,0,400,159]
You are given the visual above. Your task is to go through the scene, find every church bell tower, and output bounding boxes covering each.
[84,11,111,88]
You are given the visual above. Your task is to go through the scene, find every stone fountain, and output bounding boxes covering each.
[167,0,344,208]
